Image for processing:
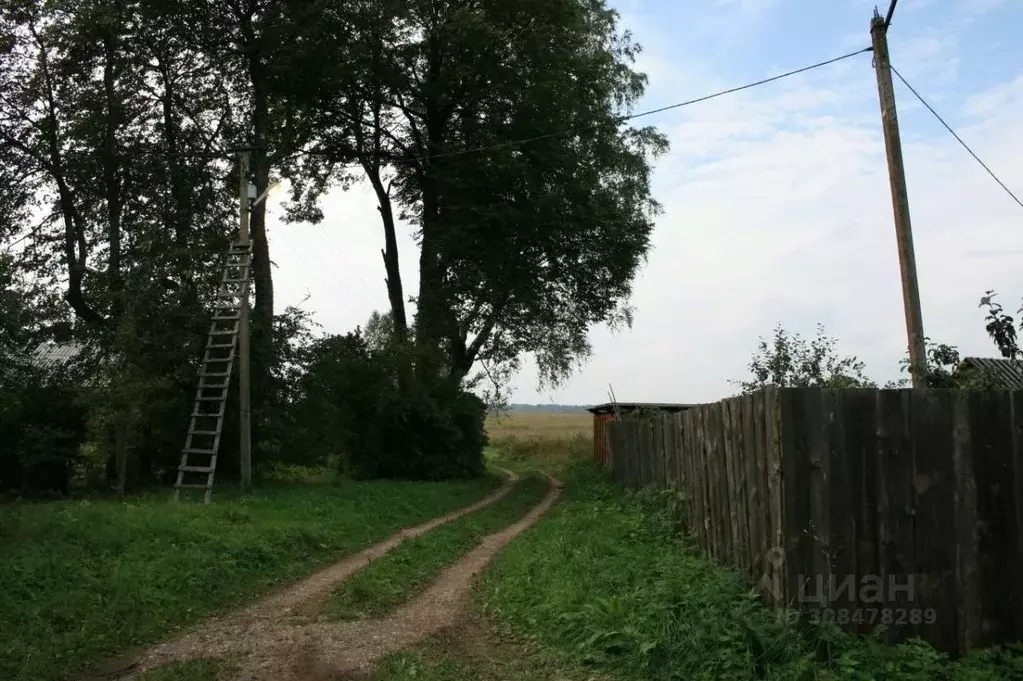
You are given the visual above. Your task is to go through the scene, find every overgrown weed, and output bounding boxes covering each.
[481,460,1023,681]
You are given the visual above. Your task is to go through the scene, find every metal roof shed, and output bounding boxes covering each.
[960,357,1023,389]
[586,402,694,466]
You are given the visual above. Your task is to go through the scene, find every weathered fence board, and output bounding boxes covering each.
[742,394,761,580]
[765,388,784,605]
[846,389,878,635]
[602,387,1023,656]
[722,399,740,569]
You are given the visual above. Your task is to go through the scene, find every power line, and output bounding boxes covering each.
[884,0,899,29]
[890,64,1023,212]
[2,232,32,251]
[297,46,874,167]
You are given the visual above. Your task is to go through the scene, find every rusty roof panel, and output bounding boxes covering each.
[962,357,1023,389]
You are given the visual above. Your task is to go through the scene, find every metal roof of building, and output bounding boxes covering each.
[961,357,1023,389]
[29,341,88,371]
[587,402,695,415]
[1,340,92,384]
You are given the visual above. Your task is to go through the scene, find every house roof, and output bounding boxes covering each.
[29,340,89,371]
[1,340,92,385]
[587,402,695,415]
[961,357,1023,389]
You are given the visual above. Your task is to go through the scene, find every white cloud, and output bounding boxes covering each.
[266,12,1023,407]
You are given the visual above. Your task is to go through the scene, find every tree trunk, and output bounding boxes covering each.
[30,19,102,324]
[366,167,407,342]
[114,413,128,498]
[101,25,123,319]
[247,53,275,442]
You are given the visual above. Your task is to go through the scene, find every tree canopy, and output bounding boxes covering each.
[736,323,875,393]
[1,0,665,487]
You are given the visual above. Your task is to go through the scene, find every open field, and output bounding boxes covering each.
[0,476,500,681]
[485,411,591,441]
[485,411,593,472]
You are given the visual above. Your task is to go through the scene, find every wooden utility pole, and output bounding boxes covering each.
[871,8,928,387]
[238,151,252,488]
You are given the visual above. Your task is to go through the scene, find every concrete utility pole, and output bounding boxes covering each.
[870,7,928,387]
[238,151,252,488]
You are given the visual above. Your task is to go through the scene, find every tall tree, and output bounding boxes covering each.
[285,0,666,391]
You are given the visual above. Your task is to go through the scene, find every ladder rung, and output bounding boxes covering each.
[222,277,250,283]
[175,483,212,490]
[200,371,231,377]
[182,447,217,455]
[195,395,226,402]
[209,329,237,336]
[200,384,228,392]
[179,465,215,473]
[192,410,225,418]
[189,429,220,436]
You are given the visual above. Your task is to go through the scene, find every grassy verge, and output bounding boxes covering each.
[480,460,1023,681]
[0,475,500,681]
[323,475,549,620]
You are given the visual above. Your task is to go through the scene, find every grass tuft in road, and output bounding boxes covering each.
[481,461,1023,681]
[323,475,549,620]
[365,610,600,681]
[137,658,233,681]
[0,475,500,681]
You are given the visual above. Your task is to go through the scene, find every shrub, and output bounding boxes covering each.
[360,379,487,480]
[278,329,487,481]
[0,371,87,496]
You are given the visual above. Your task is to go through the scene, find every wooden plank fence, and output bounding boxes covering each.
[604,386,1023,655]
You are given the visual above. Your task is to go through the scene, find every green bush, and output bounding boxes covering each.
[0,372,87,496]
[278,329,487,481]
[362,379,487,480]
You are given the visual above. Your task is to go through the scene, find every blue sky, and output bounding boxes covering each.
[268,0,1023,405]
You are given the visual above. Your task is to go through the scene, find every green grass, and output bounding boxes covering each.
[369,645,584,681]
[0,475,500,681]
[323,475,549,620]
[372,652,475,681]
[480,461,1023,681]
[137,658,232,681]
[485,432,591,477]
